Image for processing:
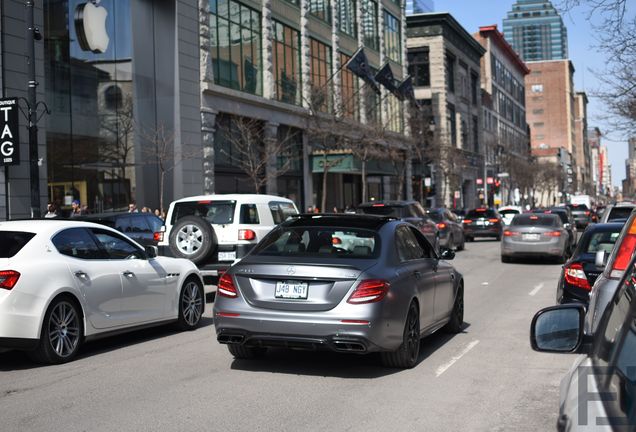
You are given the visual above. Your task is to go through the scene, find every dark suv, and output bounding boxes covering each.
[78,212,164,247]
[462,208,503,241]
[357,201,439,250]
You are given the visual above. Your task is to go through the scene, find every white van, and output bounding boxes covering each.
[570,194,592,209]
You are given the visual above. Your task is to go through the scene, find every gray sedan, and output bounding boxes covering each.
[501,213,568,263]
[213,214,464,369]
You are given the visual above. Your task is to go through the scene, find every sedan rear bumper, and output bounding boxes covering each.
[501,238,566,256]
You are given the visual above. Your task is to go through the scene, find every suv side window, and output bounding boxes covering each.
[240,204,260,224]
[91,229,145,260]
[269,201,297,224]
[52,228,105,260]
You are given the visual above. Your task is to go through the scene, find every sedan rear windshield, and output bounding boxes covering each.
[0,231,36,258]
[465,209,497,218]
[499,209,520,216]
[607,207,634,222]
[252,226,379,258]
[427,212,443,223]
[511,215,558,227]
[358,205,403,218]
[171,201,236,225]
[583,231,621,254]
[567,204,589,211]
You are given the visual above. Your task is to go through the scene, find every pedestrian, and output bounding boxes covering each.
[141,206,151,213]
[70,200,84,218]
[306,206,314,213]
[154,208,163,219]
[128,201,138,213]
[313,207,320,214]
[332,206,338,213]
[43,202,59,218]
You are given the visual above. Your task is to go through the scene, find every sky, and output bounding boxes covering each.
[436,0,630,188]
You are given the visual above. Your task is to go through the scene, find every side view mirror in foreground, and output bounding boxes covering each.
[595,250,607,268]
[145,245,158,258]
[440,247,455,260]
[530,304,586,353]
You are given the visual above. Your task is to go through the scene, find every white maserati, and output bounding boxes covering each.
[0,220,205,364]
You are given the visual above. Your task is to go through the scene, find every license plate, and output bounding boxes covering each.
[218,251,236,261]
[522,234,540,241]
[275,281,308,299]
[476,220,486,226]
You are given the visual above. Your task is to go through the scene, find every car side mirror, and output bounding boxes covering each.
[595,250,607,268]
[530,304,586,353]
[145,245,158,259]
[440,247,455,260]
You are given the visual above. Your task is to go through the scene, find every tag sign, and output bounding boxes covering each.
[0,98,20,166]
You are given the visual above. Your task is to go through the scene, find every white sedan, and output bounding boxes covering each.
[0,220,204,364]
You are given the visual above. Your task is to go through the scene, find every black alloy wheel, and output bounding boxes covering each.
[443,284,464,333]
[380,302,420,369]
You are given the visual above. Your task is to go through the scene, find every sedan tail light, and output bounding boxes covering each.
[503,230,520,237]
[437,222,447,229]
[0,270,20,290]
[544,231,562,237]
[584,211,591,216]
[610,219,636,277]
[564,263,591,290]
[238,229,256,241]
[347,279,390,304]
[218,273,238,298]
[462,219,472,224]
[488,218,499,223]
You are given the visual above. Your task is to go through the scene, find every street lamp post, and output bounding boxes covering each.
[25,0,43,218]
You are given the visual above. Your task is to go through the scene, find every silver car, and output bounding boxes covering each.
[501,213,569,263]
[213,214,464,369]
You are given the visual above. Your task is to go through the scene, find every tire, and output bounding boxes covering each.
[501,255,511,263]
[443,284,464,334]
[556,252,567,264]
[466,236,474,242]
[495,234,502,241]
[448,234,455,251]
[169,216,217,265]
[380,302,420,369]
[176,277,204,331]
[29,297,83,364]
[457,233,465,251]
[227,344,267,359]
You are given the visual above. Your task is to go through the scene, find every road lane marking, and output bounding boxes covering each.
[529,283,544,296]
[481,282,489,286]
[435,339,480,377]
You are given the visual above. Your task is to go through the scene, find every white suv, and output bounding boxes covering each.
[158,194,298,280]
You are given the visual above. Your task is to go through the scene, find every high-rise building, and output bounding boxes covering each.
[405,0,434,15]
[502,0,568,61]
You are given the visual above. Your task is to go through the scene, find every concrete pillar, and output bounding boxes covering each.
[302,132,313,210]
[261,0,275,100]
[300,0,311,109]
[264,122,279,195]
[198,0,214,83]
[201,108,216,194]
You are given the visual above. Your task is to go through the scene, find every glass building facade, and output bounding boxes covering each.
[503,0,568,61]
[405,0,434,15]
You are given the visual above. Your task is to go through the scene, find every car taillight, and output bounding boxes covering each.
[218,273,238,298]
[347,279,390,304]
[585,211,591,216]
[463,219,472,224]
[503,230,519,237]
[437,223,447,229]
[488,218,499,223]
[564,263,591,290]
[238,229,256,241]
[332,237,342,245]
[544,231,562,237]
[610,218,636,277]
[153,232,164,242]
[0,270,20,290]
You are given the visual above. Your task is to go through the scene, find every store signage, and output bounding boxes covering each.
[476,178,483,185]
[486,177,494,184]
[0,98,20,166]
[75,1,110,53]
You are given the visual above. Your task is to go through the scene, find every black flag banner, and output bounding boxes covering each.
[345,47,381,95]
[374,62,399,96]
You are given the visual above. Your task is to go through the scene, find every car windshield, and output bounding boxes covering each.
[0,231,36,258]
[499,209,520,216]
[511,215,557,226]
[172,201,236,225]
[427,212,444,223]
[583,230,621,254]
[568,204,589,211]
[465,209,497,218]
[358,205,402,217]
[607,207,634,222]
[252,226,379,258]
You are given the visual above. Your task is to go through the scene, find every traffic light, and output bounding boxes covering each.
[493,179,501,194]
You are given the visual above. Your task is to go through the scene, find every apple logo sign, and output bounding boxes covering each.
[74,1,110,53]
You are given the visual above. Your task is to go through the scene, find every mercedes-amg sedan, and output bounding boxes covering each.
[213,214,464,369]
[0,220,204,364]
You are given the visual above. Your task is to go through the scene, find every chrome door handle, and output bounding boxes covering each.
[122,271,135,278]
[74,271,88,279]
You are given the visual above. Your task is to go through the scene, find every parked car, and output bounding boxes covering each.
[498,205,523,226]
[530,252,636,430]
[426,208,465,251]
[213,214,464,369]
[77,212,164,247]
[500,213,568,263]
[462,208,503,241]
[567,203,593,228]
[556,222,623,304]
[599,201,636,223]
[584,208,635,334]
[0,220,204,364]
[357,201,440,251]
[158,194,298,283]
[532,207,578,255]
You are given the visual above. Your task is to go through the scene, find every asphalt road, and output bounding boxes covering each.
[0,240,576,432]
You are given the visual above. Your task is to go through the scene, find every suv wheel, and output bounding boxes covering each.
[169,216,217,265]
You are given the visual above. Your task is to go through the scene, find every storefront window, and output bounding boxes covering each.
[209,0,262,95]
[273,21,302,105]
[44,0,135,213]
[339,53,359,120]
[383,11,401,63]
[309,39,332,112]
